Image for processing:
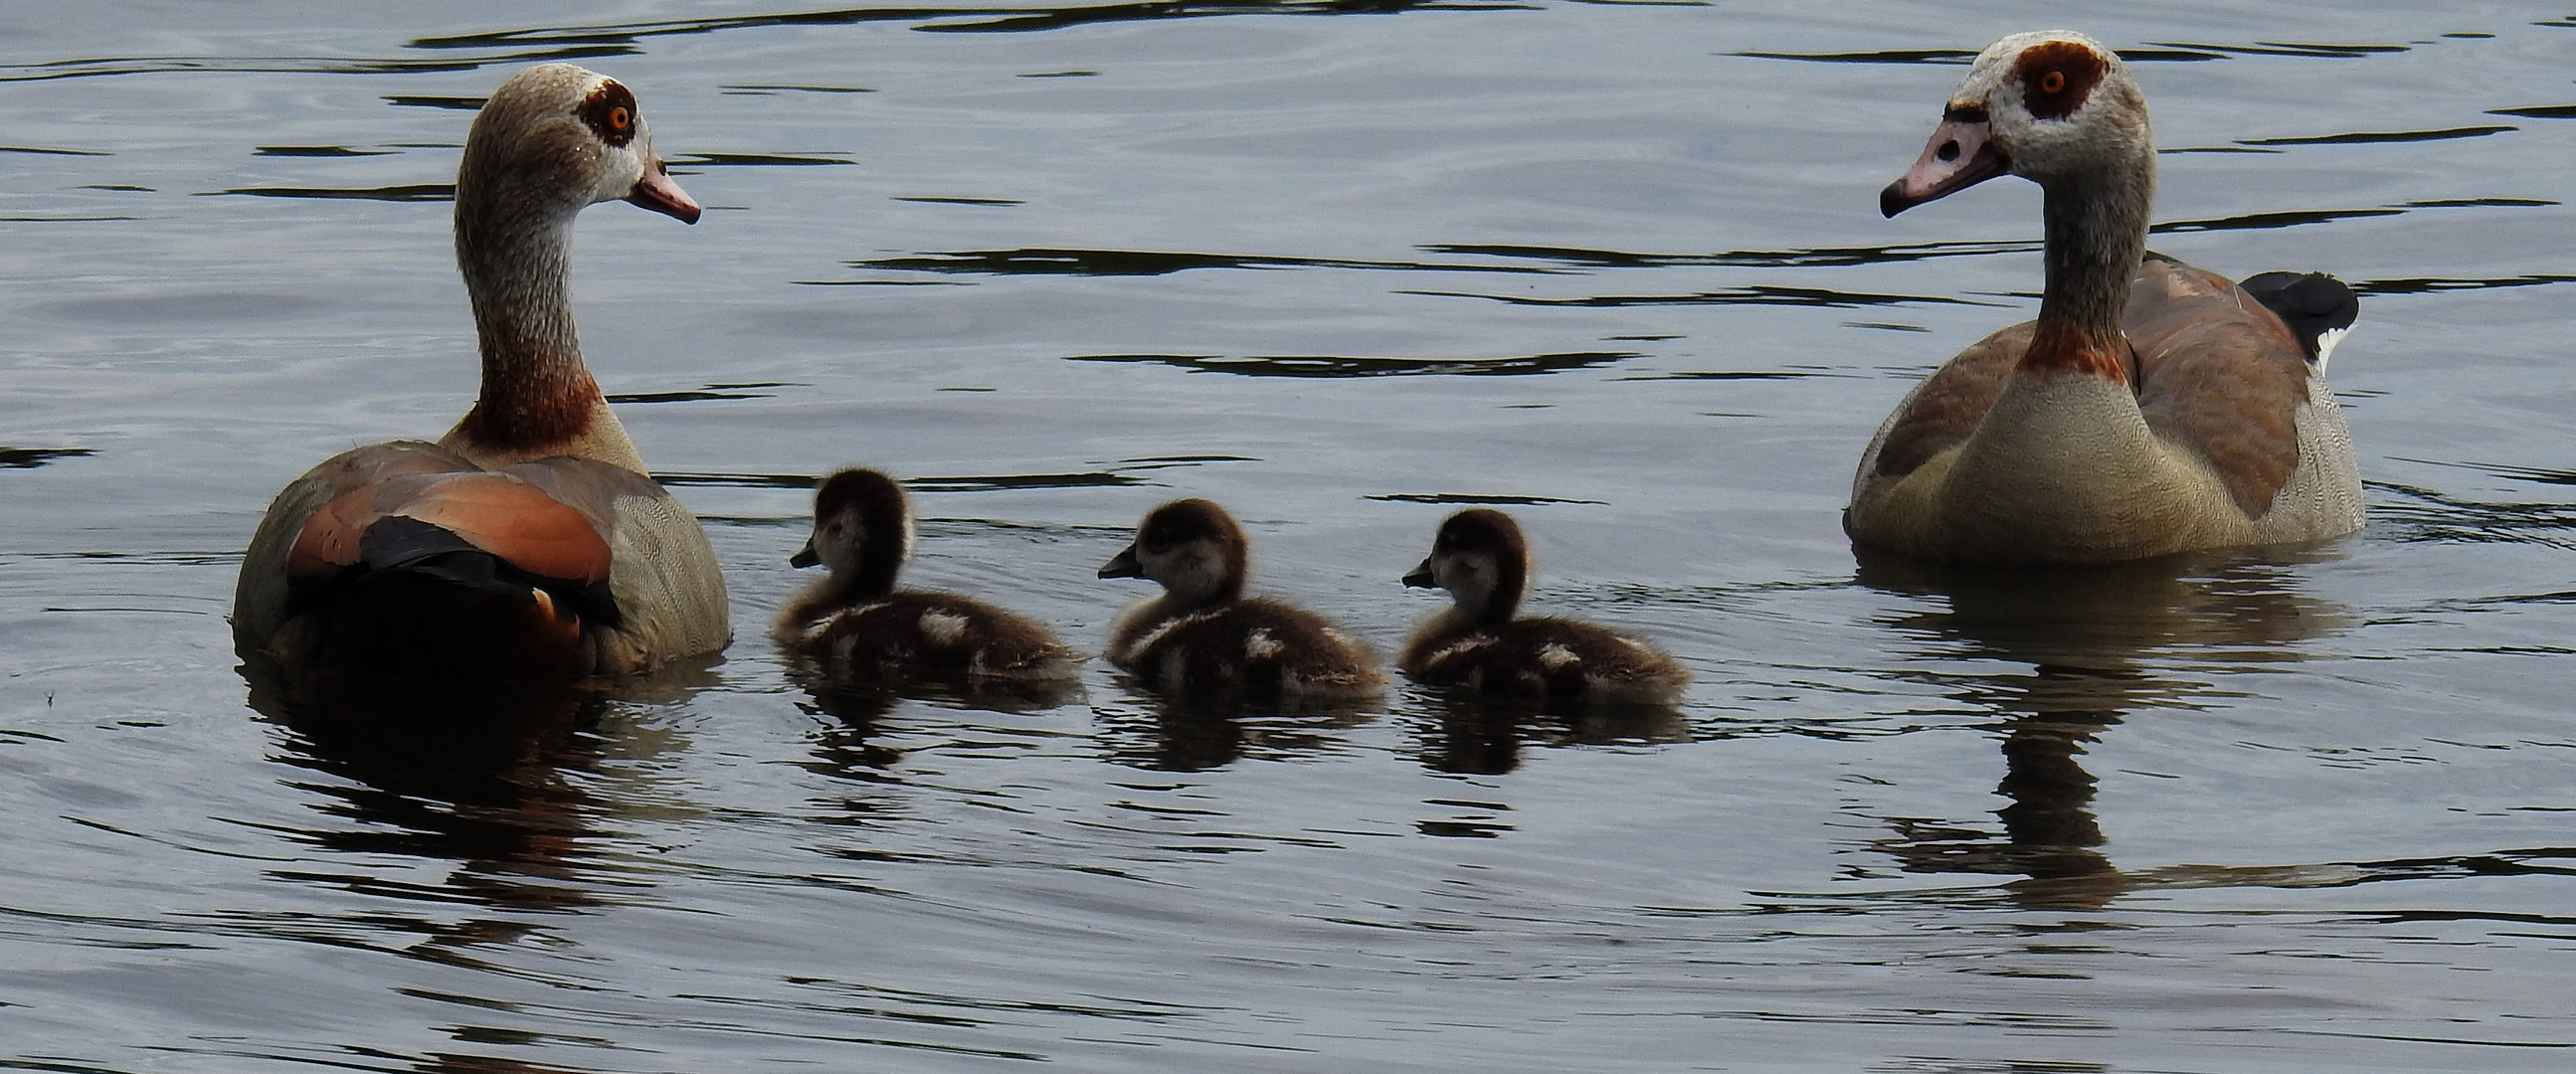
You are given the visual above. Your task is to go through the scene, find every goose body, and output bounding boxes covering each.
[232,65,729,679]
[1099,498,1382,700]
[776,468,1080,681]
[1400,509,1688,704]
[1846,32,2363,564]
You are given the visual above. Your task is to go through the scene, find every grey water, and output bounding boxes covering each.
[5,1,2574,1070]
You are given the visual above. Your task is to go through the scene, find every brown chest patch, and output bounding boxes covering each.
[2019,320,2135,383]
[454,356,602,456]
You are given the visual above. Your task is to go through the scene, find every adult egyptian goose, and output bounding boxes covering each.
[1846,31,2363,564]
[1098,498,1382,700]
[1399,509,1689,704]
[231,64,730,679]
[776,468,1081,681]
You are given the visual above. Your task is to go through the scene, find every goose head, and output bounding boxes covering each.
[1099,498,1248,609]
[791,468,914,601]
[1882,31,2149,217]
[460,63,699,229]
[1403,508,1529,626]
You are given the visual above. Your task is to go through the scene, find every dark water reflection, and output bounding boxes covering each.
[1092,688,1375,771]
[244,661,628,915]
[1408,689,1688,775]
[1857,552,2350,909]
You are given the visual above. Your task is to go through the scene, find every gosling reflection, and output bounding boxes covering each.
[1855,549,2350,908]
[1410,690,1689,775]
[791,669,1083,781]
[1093,689,1376,772]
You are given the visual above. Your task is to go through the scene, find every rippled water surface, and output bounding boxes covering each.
[6,1,2574,1070]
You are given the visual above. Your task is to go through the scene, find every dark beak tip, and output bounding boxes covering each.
[1879,182,1912,219]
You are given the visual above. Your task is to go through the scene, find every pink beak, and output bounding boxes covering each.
[626,157,701,225]
[1882,110,2009,218]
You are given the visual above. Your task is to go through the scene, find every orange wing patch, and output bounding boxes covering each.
[399,473,613,584]
[285,470,612,584]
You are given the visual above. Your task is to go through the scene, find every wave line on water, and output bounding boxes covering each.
[407,0,1531,51]
[1066,351,1634,377]
[846,247,1564,277]
[1403,285,2001,309]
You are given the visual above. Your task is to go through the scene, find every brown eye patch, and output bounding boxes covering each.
[576,80,639,148]
[2014,40,2107,120]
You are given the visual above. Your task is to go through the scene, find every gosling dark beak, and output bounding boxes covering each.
[1882,108,2009,218]
[1402,559,1438,589]
[1098,544,1142,580]
[789,538,819,569]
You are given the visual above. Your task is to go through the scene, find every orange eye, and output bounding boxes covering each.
[608,106,632,130]
[2038,71,2066,94]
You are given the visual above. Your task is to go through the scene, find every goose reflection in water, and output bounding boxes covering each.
[1853,549,2351,910]
[242,657,701,931]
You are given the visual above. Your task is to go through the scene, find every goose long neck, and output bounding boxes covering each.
[2030,160,2151,375]
[457,186,592,420]
[443,173,644,471]
[463,194,581,363]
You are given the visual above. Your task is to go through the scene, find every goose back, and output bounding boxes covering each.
[236,441,726,677]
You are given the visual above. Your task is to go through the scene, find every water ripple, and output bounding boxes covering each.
[1737,46,2228,65]
[1403,285,1996,309]
[253,145,396,158]
[657,469,1151,492]
[668,152,856,168]
[2354,272,2576,296]
[2490,103,2576,119]
[1,447,95,469]
[2239,124,2515,147]
[1365,492,1608,505]
[845,247,1560,278]
[0,47,629,84]
[2145,40,2410,60]
[1066,350,1633,377]
[1423,239,2036,269]
[2368,479,2576,549]
[407,0,1524,52]
[211,183,454,203]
